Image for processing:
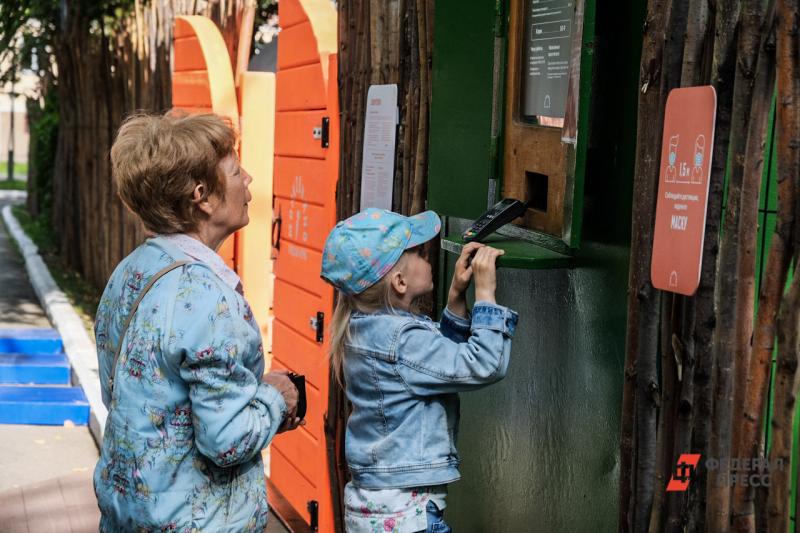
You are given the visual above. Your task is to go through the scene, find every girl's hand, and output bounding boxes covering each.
[447,242,484,317]
[472,246,505,304]
[450,242,484,295]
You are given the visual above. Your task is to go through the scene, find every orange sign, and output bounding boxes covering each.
[651,86,717,296]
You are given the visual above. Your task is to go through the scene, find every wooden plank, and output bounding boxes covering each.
[171,70,212,108]
[270,448,317,527]
[173,36,207,72]
[272,279,323,344]
[22,479,72,533]
[266,477,314,533]
[274,156,330,207]
[278,0,309,30]
[273,242,327,299]
[272,426,321,491]
[274,111,329,159]
[0,486,28,533]
[173,16,238,126]
[276,64,327,112]
[171,105,213,116]
[174,17,195,39]
[271,319,328,391]
[274,197,329,252]
[277,21,320,70]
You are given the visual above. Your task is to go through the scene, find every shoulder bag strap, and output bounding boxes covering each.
[109,260,190,393]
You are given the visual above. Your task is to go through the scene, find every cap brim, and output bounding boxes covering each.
[406,210,442,248]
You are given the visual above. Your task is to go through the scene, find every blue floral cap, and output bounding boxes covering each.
[321,208,442,295]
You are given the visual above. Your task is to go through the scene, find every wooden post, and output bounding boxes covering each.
[764,0,800,529]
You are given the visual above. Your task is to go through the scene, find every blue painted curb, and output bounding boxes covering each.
[0,329,63,355]
[0,353,71,384]
[0,385,89,425]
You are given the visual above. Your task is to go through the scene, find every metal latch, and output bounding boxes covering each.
[321,117,330,148]
[312,126,322,139]
[307,500,319,531]
[309,312,324,343]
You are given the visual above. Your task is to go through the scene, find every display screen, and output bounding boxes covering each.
[521,0,576,124]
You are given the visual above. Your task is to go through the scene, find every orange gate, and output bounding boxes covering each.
[269,0,338,531]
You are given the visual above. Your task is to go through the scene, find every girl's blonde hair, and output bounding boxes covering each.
[329,251,419,387]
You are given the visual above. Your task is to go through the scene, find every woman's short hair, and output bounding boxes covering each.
[111,112,237,234]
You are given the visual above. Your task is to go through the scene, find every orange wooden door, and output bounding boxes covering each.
[171,16,240,270]
[270,0,338,530]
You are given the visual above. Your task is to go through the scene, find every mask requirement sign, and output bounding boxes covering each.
[651,86,717,296]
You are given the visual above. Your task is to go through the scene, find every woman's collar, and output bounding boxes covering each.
[150,234,242,292]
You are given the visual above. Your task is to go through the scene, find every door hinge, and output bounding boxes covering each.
[307,500,319,531]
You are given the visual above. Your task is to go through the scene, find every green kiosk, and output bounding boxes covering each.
[427,1,646,530]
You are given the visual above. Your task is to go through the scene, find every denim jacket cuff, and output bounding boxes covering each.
[442,305,472,329]
[471,301,519,338]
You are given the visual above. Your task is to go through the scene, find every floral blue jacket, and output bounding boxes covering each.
[93,237,287,532]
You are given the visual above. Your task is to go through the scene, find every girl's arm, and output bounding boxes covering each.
[438,306,472,344]
[395,301,519,395]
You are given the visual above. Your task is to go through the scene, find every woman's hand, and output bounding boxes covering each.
[447,242,485,317]
[263,370,305,432]
[471,246,505,304]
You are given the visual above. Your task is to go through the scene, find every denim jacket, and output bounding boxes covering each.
[343,302,519,489]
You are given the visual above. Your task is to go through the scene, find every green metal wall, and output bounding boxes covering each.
[441,237,630,531]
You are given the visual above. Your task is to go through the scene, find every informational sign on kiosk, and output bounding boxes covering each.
[360,84,398,210]
[651,86,717,296]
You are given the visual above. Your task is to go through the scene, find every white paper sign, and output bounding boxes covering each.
[360,84,398,210]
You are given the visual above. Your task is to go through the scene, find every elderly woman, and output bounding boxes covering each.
[93,112,300,532]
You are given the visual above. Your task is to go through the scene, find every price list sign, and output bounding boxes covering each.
[521,0,575,119]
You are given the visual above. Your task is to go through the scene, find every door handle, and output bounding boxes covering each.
[271,207,282,253]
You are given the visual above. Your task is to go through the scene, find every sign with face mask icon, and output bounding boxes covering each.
[651,86,717,296]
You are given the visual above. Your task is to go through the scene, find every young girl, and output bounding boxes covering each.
[321,208,519,533]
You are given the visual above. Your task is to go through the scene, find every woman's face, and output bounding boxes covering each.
[210,154,253,235]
